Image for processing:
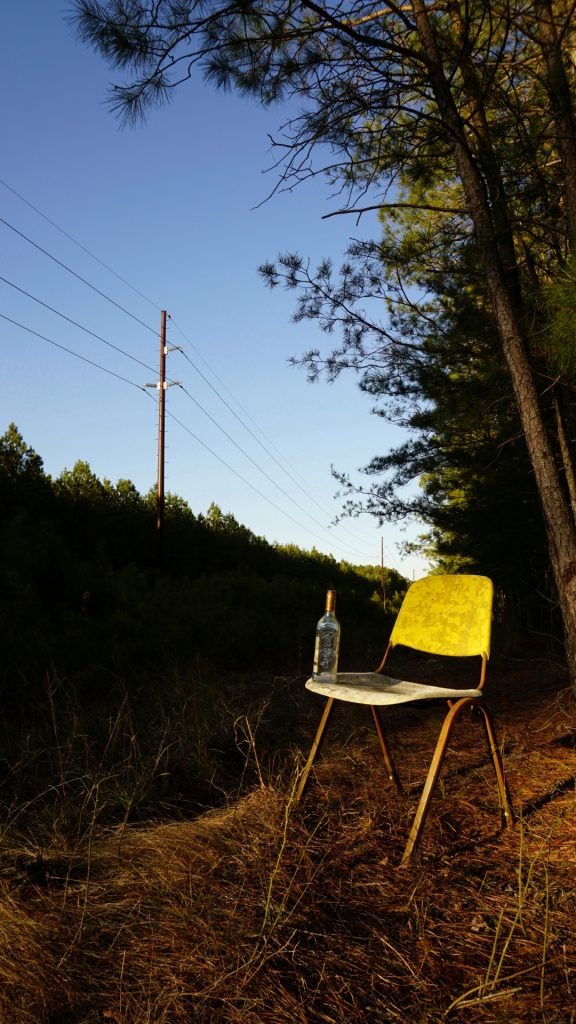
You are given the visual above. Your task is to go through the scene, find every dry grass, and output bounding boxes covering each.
[1,652,576,1023]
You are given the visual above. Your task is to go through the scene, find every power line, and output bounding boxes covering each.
[179,347,320,495]
[0,312,149,392]
[174,335,376,554]
[0,177,162,312]
[0,182,375,555]
[165,405,349,551]
[177,382,356,540]
[1,307,372,559]
[173,319,376,543]
[1,262,362,550]
[178,380,371,557]
[146,389,373,558]
[1,271,365,550]
[0,215,157,335]
[0,274,171,378]
[0,185,378,560]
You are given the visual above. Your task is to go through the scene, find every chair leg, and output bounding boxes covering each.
[294,697,336,803]
[475,704,515,827]
[400,697,474,866]
[400,698,514,866]
[370,705,402,794]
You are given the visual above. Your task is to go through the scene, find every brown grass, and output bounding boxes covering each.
[1,651,575,1023]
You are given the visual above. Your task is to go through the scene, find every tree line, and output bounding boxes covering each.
[0,423,405,689]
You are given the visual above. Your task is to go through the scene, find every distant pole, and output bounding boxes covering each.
[381,537,386,611]
[156,310,167,567]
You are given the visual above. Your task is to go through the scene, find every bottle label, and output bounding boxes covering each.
[313,623,340,678]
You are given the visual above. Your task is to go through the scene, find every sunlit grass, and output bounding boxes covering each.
[0,656,575,1023]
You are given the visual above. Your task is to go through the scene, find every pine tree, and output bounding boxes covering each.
[70,0,576,678]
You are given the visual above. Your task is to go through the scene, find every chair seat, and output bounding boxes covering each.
[305,672,482,706]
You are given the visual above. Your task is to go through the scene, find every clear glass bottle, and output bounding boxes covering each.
[313,589,341,680]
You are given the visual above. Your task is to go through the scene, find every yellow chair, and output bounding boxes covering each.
[295,574,514,864]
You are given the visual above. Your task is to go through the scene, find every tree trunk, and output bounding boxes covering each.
[537,0,576,251]
[554,391,576,519]
[412,0,576,681]
[484,280,576,682]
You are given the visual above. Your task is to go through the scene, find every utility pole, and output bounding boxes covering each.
[380,537,387,612]
[145,310,181,571]
[156,310,168,563]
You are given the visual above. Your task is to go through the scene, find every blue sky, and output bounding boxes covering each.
[1,2,429,576]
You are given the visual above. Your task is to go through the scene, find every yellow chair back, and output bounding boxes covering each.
[389,574,493,659]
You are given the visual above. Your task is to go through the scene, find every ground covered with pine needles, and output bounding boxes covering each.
[1,646,576,1023]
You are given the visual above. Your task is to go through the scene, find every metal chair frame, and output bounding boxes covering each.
[294,575,514,865]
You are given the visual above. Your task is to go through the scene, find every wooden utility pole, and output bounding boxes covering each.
[145,310,180,572]
[157,309,167,553]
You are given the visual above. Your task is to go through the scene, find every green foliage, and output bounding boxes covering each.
[0,423,51,515]
[0,425,400,685]
[0,422,45,480]
[69,0,576,643]
[56,459,106,501]
[256,113,567,619]
[541,257,576,381]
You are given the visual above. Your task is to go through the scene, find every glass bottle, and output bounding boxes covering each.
[313,589,341,680]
